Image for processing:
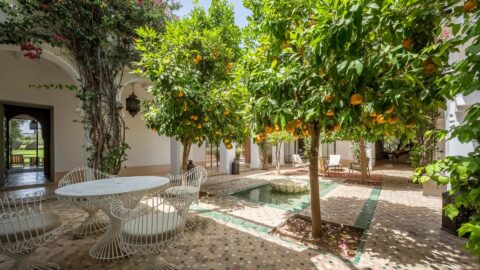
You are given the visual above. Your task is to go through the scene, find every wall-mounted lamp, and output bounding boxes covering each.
[126,84,140,117]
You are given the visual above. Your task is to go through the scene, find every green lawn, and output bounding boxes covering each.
[11,149,44,166]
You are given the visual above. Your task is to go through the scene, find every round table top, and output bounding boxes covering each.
[55,176,169,198]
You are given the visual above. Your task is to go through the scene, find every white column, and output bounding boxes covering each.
[366,142,374,170]
[250,140,261,169]
[219,142,236,174]
[170,138,183,174]
[272,143,285,166]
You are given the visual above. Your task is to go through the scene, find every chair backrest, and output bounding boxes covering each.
[11,154,24,166]
[0,192,46,250]
[58,166,115,187]
[168,166,208,189]
[292,154,303,164]
[328,155,341,165]
[111,189,195,254]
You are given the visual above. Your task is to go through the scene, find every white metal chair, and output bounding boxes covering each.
[58,166,115,238]
[110,188,195,269]
[292,154,309,168]
[349,157,371,177]
[166,166,207,229]
[325,154,342,176]
[0,192,63,269]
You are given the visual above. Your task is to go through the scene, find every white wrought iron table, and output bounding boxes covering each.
[55,176,169,261]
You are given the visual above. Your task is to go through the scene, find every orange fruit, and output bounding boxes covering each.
[326,110,335,117]
[302,129,311,137]
[370,112,377,117]
[324,95,333,102]
[350,94,363,105]
[178,91,184,98]
[402,38,414,50]
[377,114,386,124]
[223,109,230,116]
[274,124,280,131]
[264,126,273,133]
[224,138,230,144]
[387,117,399,124]
[464,0,477,12]
[333,124,341,132]
[191,115,199,121]
[406,121,416,128]
[294,119,302,128]
[423,60,438,75]
[197,124,202,129]
[285,123,295,133]
[385,105,394,114]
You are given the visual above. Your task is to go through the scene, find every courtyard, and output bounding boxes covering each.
[0,0,479,269]
[0,165,477,269]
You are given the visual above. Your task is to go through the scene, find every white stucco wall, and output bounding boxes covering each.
[0,51,84,174]
[335,141,354,162]
[121,83,171,167]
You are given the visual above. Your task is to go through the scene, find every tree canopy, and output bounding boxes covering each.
[135,0,245,171]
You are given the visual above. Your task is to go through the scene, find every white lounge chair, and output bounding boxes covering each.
[292,154,309,168]
[325,154,342,176]
[110,186,196,269]
[58,166,115,238]
[0,192,63,269]
[167,166,207,229]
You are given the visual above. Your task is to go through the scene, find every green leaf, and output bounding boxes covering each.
[443,204,459,220]
[271,59,278,69]
[419,175,430,184]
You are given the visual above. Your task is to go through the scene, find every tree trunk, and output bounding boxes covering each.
[309,121,322,239]
[181,139,192,172]
[275,142,281,175]
[359,138,368,181]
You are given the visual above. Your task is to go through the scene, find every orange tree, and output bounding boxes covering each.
[312,0,454,181]
[241,0,454,238]
[135,0,245,172]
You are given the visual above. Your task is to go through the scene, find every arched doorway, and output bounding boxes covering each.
[0,103,53,187]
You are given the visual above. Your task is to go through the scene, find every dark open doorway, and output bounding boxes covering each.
[0,103,53,188]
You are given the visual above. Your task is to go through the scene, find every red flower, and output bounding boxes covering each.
[54,33,68,43]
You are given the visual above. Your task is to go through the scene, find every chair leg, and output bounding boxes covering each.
[141,255,178,270]
[185,215,197,231]
[73,209,109,238]
[9,250,59,270]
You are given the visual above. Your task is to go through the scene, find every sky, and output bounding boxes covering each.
[175,0,251,28]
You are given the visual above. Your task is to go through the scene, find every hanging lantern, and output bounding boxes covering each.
[126,91,140,117]
[29,120,38,130]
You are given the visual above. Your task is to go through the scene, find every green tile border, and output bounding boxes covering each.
[191,205,307,250]
[352,187,382,265]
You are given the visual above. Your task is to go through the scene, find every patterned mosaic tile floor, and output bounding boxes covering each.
[1,166,478,269]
